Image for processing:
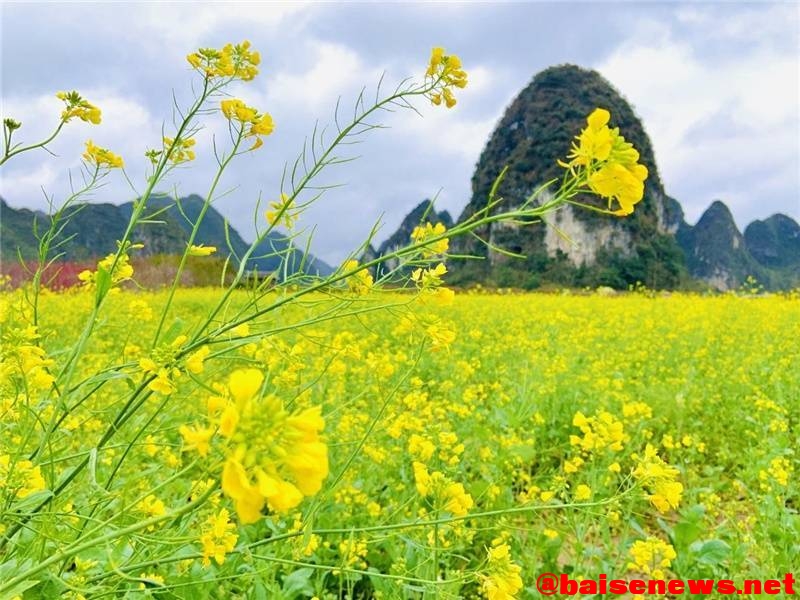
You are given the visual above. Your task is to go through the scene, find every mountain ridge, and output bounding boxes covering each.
[0,195,332,277]
[377,64,799,291]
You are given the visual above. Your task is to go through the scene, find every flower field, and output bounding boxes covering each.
[2,287,797,598]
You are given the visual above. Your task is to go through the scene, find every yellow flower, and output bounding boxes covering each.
[588,162,648,216]
[633,444,684,513]
[179,425,213,457]
[250,113,274,136]
[627,537,677,576]
[218,369,328,522]
[219,99,274,149]
[265,193,296,229]
[412,461,472,516]
[82,140,124,169]
[185,346,210,374]
[560,107,649,216]
[410,221,449,257]
[574,484,592,501]
[199,508,238,567]
[567,108,614,166]
[413,461,432,496]
[221,458,265,524]
[57,90,101,124]
[426,47,468,109]
[187,41,260,81]
[138,494,166,519]
[188,244,216,257]
[162,136,196,164]
[411,263,448,289]
[228,368,263,406]
[0,454,46,499]
[480,543,524,600]
[343,260,373,295]
[148,367,178,395]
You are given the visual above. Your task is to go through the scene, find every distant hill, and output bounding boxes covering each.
[0,195,332,277]
[448,64,688,290]
[377,64,799,292]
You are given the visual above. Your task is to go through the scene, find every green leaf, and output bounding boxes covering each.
[691,539,731,566]
[281,567,315,598]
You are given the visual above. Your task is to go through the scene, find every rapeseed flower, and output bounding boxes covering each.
[57,91,101,124]
[220,99,274,149]
[410,221,449,257]
[561,108,649,216]
[412,461,473,516]
[82,140,124,169]
[426,47,468,108]
[342,260,373,295]
[199,508,238,567]
[0,454,46,499]
[187,41,260,81]
[217,369,328,523]
[162,136,196,164]
[627,536,677,579]
[480,543,523,600]
[632,444,684,513]
[265,193,297,229]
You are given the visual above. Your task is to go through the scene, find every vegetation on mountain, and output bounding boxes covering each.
[0,195,332,281]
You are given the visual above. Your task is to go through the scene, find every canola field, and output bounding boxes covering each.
[1,288,798,599]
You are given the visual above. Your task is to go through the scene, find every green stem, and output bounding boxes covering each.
[0,120,65,166]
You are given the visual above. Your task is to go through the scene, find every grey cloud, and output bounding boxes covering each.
[2,2,798,263]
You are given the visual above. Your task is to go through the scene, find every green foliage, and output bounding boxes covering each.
[0,195,332,281]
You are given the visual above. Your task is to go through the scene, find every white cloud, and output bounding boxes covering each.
[595,18,799,226]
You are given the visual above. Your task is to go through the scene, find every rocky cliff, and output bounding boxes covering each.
[448,64,687,289]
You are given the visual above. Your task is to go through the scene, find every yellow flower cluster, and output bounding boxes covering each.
[337,538,369,571]
[187,41,260,81]
[199,508,238,567]
[139,337,209,395]
[187,244,216,257]
[410,221,449,257]
[627,536,677,580]
[632,444,684,513]
[215,369,328,523]
[265,193,297,229]
[574,483,593,501]
[411,263,448,289]
[759,456,793,491]
[220,99,274,150]
[412,461,473,516]
[57,91,101,124]
[0,453,46,499]
[78,249,136,288]
[163,136,196,164]
[0,325,55,391]
[426,47,468,108]
[480,543,524,600]
[561,108,649,216]
[570,410,627,453]
[82,140,124,169]
[342,259,374,295]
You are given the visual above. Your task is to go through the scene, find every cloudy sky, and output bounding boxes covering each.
[2,1,798,264]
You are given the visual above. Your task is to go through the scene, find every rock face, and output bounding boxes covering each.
[448,64,687,289]
[0,195,331,276]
